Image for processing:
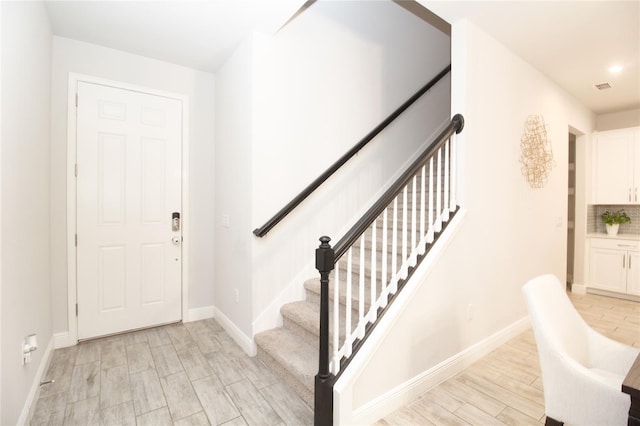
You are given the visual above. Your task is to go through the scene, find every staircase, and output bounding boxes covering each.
[254,182,453,407]
[249,62,463,422]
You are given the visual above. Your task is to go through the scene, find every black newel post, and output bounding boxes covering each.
[315,236,335,426]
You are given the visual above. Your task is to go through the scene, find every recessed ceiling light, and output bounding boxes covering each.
[609,64,623,73]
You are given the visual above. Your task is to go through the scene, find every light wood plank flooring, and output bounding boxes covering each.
[31,291,639,425]
[376,291,640,425]
[30,318,313,426]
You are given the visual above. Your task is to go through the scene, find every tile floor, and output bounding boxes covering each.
[29,318,313,426]
[376,291,640,425]
[30,291,639,426]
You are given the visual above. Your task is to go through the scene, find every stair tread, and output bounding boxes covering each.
[281,300,358,341]
[254,328,317,391]
[281,301,319,334]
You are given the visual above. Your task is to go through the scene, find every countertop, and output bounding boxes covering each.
[587,233,640,241]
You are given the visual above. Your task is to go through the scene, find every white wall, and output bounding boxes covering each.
[50,37,215,336]
[1,2,53,424]
[214,34,257,338]
[596,108,640,130]
[249,0,451,337]
[341,18,595,419]
[215,1,451,342]
[0,3,3,420]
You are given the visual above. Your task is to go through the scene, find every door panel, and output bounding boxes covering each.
[99,246,126,311]
[77,81,182,339]
[590,247,626,293]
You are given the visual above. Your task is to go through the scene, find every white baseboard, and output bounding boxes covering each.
[187,306,215,322]
[18,336,55,426]
[346,316,531,425]
[571,283,587,294]
[587,287,640,302]
[213,307,257,356]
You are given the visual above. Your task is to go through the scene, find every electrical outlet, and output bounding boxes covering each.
[467,303,474,321]
[555,216,563,228]
[234,289,239,304]
[222,214,230,228]
[22,339,28,365]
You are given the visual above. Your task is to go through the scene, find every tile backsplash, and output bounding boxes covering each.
[588,205,640,235]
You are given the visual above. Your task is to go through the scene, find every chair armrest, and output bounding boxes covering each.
[586,327,639,376]
[543,350,630,426]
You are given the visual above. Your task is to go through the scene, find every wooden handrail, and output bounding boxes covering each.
[253,65,452,237]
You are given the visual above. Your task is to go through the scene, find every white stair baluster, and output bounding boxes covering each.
[436,147,442,232]
[450,134,457,211]
[401,186,408,278]
[428,157,434,243]
[410,176,417,265]
[391,197,398,293]
[381,208,388,308]
[358,234,365,339]
[370,221,377,321]
[345,248,353,358]
[332,259,340,374]
[443,139,450,221]
[420,164,426,254]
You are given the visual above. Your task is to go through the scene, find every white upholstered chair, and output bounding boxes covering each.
[522,274,639,426]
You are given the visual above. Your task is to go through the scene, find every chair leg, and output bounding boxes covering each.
[545,416,564,426]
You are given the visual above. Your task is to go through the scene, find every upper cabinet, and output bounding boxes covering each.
[592,127,640,204]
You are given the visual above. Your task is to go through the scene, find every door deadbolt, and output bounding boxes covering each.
[172,212,180,232]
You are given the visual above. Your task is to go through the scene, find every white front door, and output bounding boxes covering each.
[76,81,183,340]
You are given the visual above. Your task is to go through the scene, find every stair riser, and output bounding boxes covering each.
[256,348,314,407]
[305,283,382,313]
[282,316,355,353]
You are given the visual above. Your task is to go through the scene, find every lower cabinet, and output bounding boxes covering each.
[590,238,640,296]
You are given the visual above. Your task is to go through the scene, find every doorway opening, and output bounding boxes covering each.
[566,133,577,290]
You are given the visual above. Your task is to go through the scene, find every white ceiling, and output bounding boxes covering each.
[422,0,640,115]
[45,0,639,115]
[44,0,306,73]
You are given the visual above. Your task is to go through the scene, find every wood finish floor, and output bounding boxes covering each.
[30,319,313,426]
[376,291,640,426]
[31,291,639,425]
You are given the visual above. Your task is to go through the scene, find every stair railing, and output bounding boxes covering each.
[314,114,464,425]
[253,65,452,238]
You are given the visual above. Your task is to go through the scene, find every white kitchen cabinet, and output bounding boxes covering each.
[629,249,640,295]
[592,127,640,204]
[590,238,640,295]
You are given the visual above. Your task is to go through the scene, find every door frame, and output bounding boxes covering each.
[67,73,190,344]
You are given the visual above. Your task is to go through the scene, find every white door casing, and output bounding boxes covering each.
[68,75,189,343]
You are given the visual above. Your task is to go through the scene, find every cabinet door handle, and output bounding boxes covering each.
[623,254,626,268]
[629,188,632,202]
[630,254,632,270]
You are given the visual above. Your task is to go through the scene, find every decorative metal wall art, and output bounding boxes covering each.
[520,115,554,188]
